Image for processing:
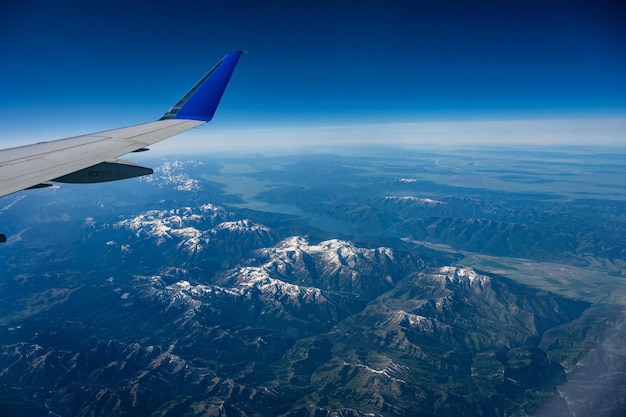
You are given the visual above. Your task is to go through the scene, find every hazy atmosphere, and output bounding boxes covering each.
[1,0,625,149]
[1,2,626,417]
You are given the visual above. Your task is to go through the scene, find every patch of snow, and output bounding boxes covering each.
[434,266,490,288]
[141,160,202,191]
[383,196,446,205]
[215,219,271,232]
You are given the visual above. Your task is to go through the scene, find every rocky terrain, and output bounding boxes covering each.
[1,148,624,416]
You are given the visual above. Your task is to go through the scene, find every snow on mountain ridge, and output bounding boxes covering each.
[116,210,208,249]
[217,235,417,301]
[126,233,422,322]
[262,236,396,276]
[198,203,231,220]
[140,160,202,191]
[346,361,408,384]
[432,266,490,289]
[132,267,328,322]
[114,205,269,254]
[374,308,448,335]
[383,196,446,206]
[134,275,235,317]
[214,219,271,233]
[228,266,326,303]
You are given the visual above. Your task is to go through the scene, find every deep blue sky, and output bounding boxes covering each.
[1,0,625,146]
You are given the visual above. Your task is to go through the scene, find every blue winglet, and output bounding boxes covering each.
[161,51,245,122]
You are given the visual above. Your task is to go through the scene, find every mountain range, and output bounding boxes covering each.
[1,149,624,416]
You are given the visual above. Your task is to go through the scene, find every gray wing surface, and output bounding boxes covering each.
[0,120,202,197]
[0,51,245,198]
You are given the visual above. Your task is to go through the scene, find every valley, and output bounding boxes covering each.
[0,145,624,416]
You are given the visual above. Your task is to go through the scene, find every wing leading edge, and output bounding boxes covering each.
[0,50,245,199]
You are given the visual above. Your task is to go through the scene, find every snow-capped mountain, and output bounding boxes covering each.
[140,160,203,191]
[114,204,273,256]
[130,236,428,339]
[0,147,621,417]
[224,236,426,300]
[0,220,595,417]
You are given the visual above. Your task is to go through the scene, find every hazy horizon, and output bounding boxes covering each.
[1,0,624,150]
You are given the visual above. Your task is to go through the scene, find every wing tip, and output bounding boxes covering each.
[161,51,245,122]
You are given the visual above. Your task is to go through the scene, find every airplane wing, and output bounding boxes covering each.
[0,50,245,199]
